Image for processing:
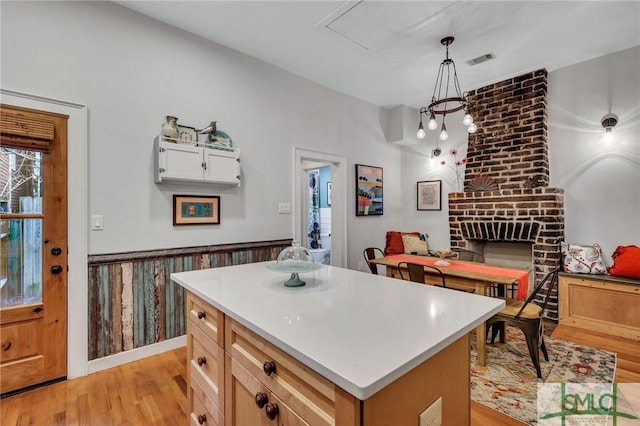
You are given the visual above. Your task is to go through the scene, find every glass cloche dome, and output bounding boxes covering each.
[266,241,323,287]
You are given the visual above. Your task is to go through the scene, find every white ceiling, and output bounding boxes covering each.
[116,1,640,109]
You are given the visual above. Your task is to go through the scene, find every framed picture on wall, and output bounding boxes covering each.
[355,164,383,216]
[173,194,220,225]
[327,182,332,206]
[417,180,441,211]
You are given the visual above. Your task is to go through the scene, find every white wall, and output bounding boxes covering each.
[400,46,640,265]
[398,128,470,252]
[1,1,405,270]
[548,46,640,263]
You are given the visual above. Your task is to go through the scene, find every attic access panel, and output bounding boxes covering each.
[324,1,456,50]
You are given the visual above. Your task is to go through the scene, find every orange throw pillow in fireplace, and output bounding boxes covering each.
[608,245,640,280]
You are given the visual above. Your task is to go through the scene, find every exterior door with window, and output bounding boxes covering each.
[0,104,68,395]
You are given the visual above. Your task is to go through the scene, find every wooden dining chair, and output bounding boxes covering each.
[397,262,475,293]
[486,267,561,378]
[362,247,385,275]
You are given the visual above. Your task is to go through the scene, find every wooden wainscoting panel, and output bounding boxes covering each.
[87,240,291,360]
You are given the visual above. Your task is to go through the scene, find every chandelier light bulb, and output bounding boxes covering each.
[417,126,426,139]
[427,116,438,130]
[439,124,449,141]
[467,123,478,134]
[463,113,473,126]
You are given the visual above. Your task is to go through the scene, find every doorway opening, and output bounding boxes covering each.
[293,147,346,268]
[305,166,331,265]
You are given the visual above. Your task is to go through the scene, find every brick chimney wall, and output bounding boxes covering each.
[448,69,564,319]
[465,69,548,190]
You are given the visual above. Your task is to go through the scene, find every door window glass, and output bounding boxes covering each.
[1,148,43,307]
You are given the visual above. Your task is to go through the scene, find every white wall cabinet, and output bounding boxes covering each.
[154,138,241,185]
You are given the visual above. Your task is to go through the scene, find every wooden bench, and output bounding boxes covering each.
[558,272,640,341]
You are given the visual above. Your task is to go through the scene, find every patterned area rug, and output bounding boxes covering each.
[470,326,617,425]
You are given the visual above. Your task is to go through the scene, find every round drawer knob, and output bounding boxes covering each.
[255,392,268,408]
[197,414,207,424]
[197,311,206,320]
[263,360,276,376]
[265,403,279,420]
[197,356,206,366]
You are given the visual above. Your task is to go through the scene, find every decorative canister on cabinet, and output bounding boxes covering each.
[161,115,179,142]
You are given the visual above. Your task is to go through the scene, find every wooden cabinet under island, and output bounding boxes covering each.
[172,262,504,426]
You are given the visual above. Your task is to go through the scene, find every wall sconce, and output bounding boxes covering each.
[601,113,618,144]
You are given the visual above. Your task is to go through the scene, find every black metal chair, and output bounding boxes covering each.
[486,267,561,378]
[362,247,384,275]
[397,262,475,293]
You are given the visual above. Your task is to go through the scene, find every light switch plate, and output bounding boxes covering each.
[278,202,291,214]
[92,215,103,230]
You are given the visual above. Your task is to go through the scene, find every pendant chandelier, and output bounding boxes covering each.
[417,36,477,142]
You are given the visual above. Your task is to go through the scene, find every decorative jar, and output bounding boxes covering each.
[161,115,179,141]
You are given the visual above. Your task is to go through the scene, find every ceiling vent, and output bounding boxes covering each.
[466,53,495,66]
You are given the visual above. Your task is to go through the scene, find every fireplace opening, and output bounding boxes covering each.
[467,241,534,296]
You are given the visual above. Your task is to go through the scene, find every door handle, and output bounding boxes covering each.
[51,247,62,256]
[51,265,63,274]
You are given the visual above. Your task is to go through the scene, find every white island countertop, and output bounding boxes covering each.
[171,261,504,400]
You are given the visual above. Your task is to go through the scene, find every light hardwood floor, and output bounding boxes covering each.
[1,325,637,425]
[1,349,188,425]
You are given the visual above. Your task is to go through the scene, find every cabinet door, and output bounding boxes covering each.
[158,142,203,182]
[226,356,271,426]
[203,149,240,184]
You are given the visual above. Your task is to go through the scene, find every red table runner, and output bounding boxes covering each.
[387,254,529,300]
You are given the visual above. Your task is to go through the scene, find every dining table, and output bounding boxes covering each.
[368,254,531,366]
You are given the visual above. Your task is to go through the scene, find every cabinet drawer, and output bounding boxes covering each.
[225,319,335,426]
[188,319,225,412]
[190,378,223,426]
[187,292,224,346]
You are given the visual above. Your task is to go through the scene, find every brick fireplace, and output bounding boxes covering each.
[448,69,565,319]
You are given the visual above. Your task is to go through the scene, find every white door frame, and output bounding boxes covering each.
[1,89,89,379]
[293,147,347,268]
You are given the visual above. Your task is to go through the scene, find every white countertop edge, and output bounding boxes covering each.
[177,277,505,400]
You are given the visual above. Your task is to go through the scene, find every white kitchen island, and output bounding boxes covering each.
[172,261,504,426]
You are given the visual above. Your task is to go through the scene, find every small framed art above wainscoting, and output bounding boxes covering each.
[87,239,291,361]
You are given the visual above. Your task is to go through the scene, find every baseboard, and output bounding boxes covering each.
[87,335,186,374]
